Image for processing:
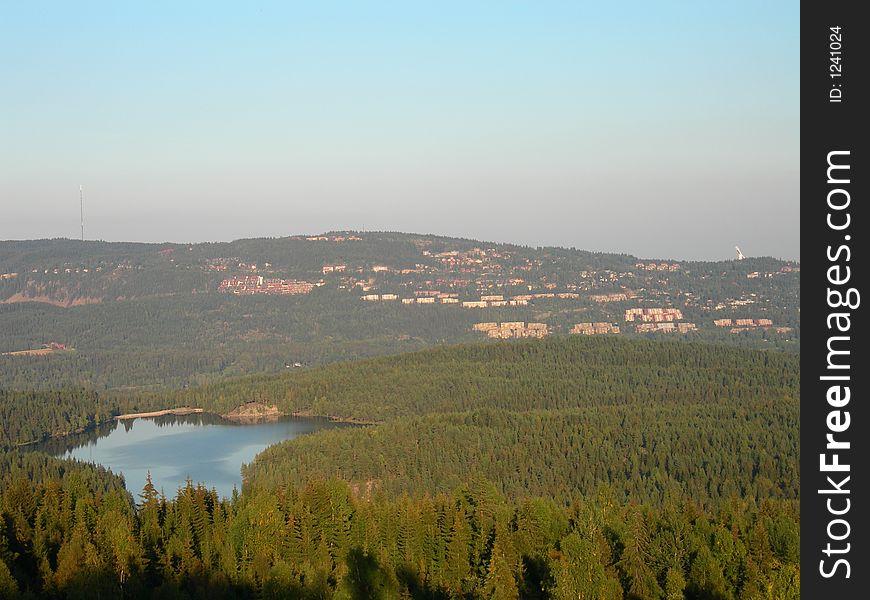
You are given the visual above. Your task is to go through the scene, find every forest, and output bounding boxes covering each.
[246,403,798,508]
[2,337,799,451]
[0,272,801,597]
[1,452,799,599]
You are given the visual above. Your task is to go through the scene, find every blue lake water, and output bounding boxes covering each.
[49,414,338,499]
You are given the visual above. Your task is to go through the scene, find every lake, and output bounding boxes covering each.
[42,413,341,499]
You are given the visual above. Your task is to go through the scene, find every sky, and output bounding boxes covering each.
[0,1,799,261]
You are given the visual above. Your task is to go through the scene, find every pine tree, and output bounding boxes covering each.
[663,567,686,600]
[483,528,519,600]
[617,507,663,600]
[549,531,622,600]
[443,507,473,595]
[0,559,18,600]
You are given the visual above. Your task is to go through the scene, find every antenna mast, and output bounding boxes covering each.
[79,185,84,242]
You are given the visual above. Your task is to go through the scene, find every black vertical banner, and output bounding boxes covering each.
[802,2,868,597]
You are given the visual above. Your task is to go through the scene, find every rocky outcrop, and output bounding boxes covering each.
[223,402,282,423]
[1,292,103,307]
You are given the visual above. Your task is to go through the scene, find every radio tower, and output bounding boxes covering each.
[79,185,84,242]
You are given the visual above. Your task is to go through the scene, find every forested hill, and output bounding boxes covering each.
[182,336,797,508]
[164,335,799,421]
[3,337,800,507]
[2,336,799,449]
[0,335,800,597]
[3,336,799,509]
[1,232,799,390]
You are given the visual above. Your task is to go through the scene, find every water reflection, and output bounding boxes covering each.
[35,413,340,499]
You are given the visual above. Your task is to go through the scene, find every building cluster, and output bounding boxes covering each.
[747,265,800,279]
[341,243,638,307]
[423,247,510,271]
[727,297,756,307]
[422,277,473,289]
[713,318,774,328]
[233,262,266,271]
[511,292,578,301]
[472,322,549,339]
[219,276,316,295]
[359,288,594,309]
[577,270,623,282]
[624,308,684,322]
[31,266,99,275]
[570,322,620,335]
[346,263,430,276]
[322,264,348,274]
[590,292,630,303]
[361,292,461,305]
[714,318,792,334]
[361,293,399,301]
[399,265,427,274]
[402,297,452,305]
[635,322,697,334]
[303,234,362,242]
[635,262,680,272]
[399,290,461,304]
[462,295,529,308]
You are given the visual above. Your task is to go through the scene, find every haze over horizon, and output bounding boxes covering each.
[1,2,798,261]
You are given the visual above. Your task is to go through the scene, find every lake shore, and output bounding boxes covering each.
[112,405,374,425]
[289,410,378,426]
[114,407,204,420]
[14,405,372,447]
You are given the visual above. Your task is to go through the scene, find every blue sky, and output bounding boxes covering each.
[1,1,799,260]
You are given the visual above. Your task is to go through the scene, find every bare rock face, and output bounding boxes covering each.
[223,402,282,423]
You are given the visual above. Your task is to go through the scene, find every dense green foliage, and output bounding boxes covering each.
[3,338,800,511]
[247,403,798,508]
[163,335,798,420]
[2,337,799,449]
[0,451,128,495]
[0,292,465,390]
[0,388,161,449]
[151,337,800,509]
[1,250,801,599]
[0,459,799,599]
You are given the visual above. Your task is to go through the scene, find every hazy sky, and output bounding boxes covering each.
[1,1,799,261]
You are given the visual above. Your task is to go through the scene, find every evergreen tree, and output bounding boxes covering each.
[483,528,519,600]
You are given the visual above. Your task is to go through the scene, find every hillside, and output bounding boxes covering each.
[3,338,799,503]
[0,318,800,598]
[177,336,798,507]
[164,335,799,420]
[1,232,800,391]
[112,335,802,509]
